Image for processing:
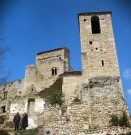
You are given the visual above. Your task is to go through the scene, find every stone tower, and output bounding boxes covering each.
[78,11,120,77]
[78,12,129,128]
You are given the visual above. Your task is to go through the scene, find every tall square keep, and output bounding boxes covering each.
[78,12,129,127]
[78,11,124,96]
[78,12,119,76]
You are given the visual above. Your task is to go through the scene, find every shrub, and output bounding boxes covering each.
[73,97,81,102]
[110,114,119,126]
[110,111,130,127]
[0,115,6,124]
[45,89,64,106]
[0,130,9,135]
[119,111,130,127]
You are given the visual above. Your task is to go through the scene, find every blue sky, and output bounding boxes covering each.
[0,0,131,114]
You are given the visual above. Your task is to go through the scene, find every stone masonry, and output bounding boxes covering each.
[0,11,130,134]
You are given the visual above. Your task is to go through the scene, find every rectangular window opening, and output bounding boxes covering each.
[1,106,6,113]
[4,92,7,99]
[55,68,57,75]
[52,69,54,75]
[89,41,92,44]
[102,60,104,66]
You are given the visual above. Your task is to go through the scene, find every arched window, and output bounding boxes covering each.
[51,67,58,75]
[91,16,101,34]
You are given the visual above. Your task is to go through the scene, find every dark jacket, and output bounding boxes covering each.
[13,114,21,124]
[22,114,28,128]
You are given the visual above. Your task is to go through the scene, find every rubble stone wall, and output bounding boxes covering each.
[62,75,82,105]
[42,101,130,135]
[87,76,129,128]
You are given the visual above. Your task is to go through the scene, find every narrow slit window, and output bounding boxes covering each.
[102,60,104,66]
[3,92,7,100]
[91,16,101,34]
[55,68,57,75]
[52,68,54,75]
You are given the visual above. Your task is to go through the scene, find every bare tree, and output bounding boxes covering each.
[0,39,10,84]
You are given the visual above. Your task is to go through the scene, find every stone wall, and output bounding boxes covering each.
[0,47,72,120]
[8,94,45,129]
[85,76,129,128]
[39,75,129,134]
[42,103,90,135]
[62,73,82,105]
[36,48,65,64]
[39,126,131,135]
[41,102,130,135]
[0,80,21,116]
[0,11,130,134]
[24,47,72,94]
[36,47,71,72]
[78,12,120,77]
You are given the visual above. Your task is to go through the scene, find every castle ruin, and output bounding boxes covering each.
[0,11,129,134]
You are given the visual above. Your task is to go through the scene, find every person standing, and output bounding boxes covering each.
[13,112,21,131]
[22,112,28,129]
